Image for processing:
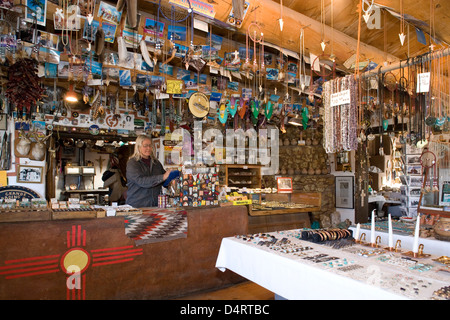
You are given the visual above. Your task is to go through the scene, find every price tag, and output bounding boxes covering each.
[416,72,430,93]
[330,89,351,107]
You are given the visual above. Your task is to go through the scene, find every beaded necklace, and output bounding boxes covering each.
[323,75,358,153]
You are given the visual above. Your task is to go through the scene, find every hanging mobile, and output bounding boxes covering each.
[419,148,436,193]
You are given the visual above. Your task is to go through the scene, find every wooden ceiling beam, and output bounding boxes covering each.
[214,0,399,71]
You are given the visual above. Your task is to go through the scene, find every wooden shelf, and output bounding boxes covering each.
[224,164,262,189]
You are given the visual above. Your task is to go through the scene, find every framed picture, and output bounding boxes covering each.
[25,0,47,26]
[277,177,293,193]
[17,165,44,183]
[335,176,354,209]
[405,154,421,165]
[409,175,423,187]
[406,165,422,175]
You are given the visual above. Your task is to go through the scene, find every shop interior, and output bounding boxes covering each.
[0,0,449,301]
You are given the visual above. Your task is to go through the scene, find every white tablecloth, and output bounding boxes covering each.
[215,231,450,300]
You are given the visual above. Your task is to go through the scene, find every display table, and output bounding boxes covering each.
[215,230,450,300]
[0,205,248,299]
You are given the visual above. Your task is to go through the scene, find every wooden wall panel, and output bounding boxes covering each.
[0,206,248,300]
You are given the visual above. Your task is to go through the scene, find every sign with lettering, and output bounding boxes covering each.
[0,186,41,200]
[330,89,351,107]
[417,72,430,93]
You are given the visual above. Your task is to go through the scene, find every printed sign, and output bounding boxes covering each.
[330,89,351,107]
[417,72,430,93]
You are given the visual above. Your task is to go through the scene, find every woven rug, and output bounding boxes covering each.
[124,209,188,246]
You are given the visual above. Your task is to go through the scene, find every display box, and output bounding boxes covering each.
[65,166,81,175]
[82,166,96,175]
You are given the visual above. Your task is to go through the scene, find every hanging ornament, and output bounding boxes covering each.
[218,102,228,125]
[242,29,251,71]
[278,0,284,31]
[399,0,405,46]
[264,100,273,120]
[298,28,307,91]
[238,100,248,119]
[320,0,326,52]
[227,97,238,118]
[362,0,374,23]
[250,99,259,118]
[420,148,436,193]
[247,22,263,74]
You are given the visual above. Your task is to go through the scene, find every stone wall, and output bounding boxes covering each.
[262,126,336,225]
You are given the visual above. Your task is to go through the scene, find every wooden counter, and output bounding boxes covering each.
[0,205,248,300]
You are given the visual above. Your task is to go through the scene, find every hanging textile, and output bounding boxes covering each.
[323,75,358,153]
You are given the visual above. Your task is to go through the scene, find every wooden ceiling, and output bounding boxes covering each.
[144,0,450,73]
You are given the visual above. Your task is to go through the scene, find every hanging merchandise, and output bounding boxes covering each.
[188,92,209,119]
[218,101,228,125]
[6,58,44,119]
[399,0,406,46]
[227,97,238,118]
[279,104,286,133]
[150,99,157,129]
[382,71,397,132]
[419,148,437,193]
[247,23,263,73]
[301,106,309,128]
[160,99,166,135]
[264,100,273,120]
[250,99,259,119]
[238,99,248,119]
[298,28,308,91]
[323,75,358,153]
[0,130,11,170]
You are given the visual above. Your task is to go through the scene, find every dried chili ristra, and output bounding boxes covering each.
[5,58,44,115]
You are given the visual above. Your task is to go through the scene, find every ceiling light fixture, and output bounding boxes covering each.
[288,114,303,126]
[65,84,78,102]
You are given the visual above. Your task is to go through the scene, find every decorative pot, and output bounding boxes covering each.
[434,217,450,238]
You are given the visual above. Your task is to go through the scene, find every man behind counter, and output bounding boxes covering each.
[126,134,174,208]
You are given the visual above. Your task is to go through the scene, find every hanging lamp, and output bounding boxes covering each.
[65,83,78,102]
